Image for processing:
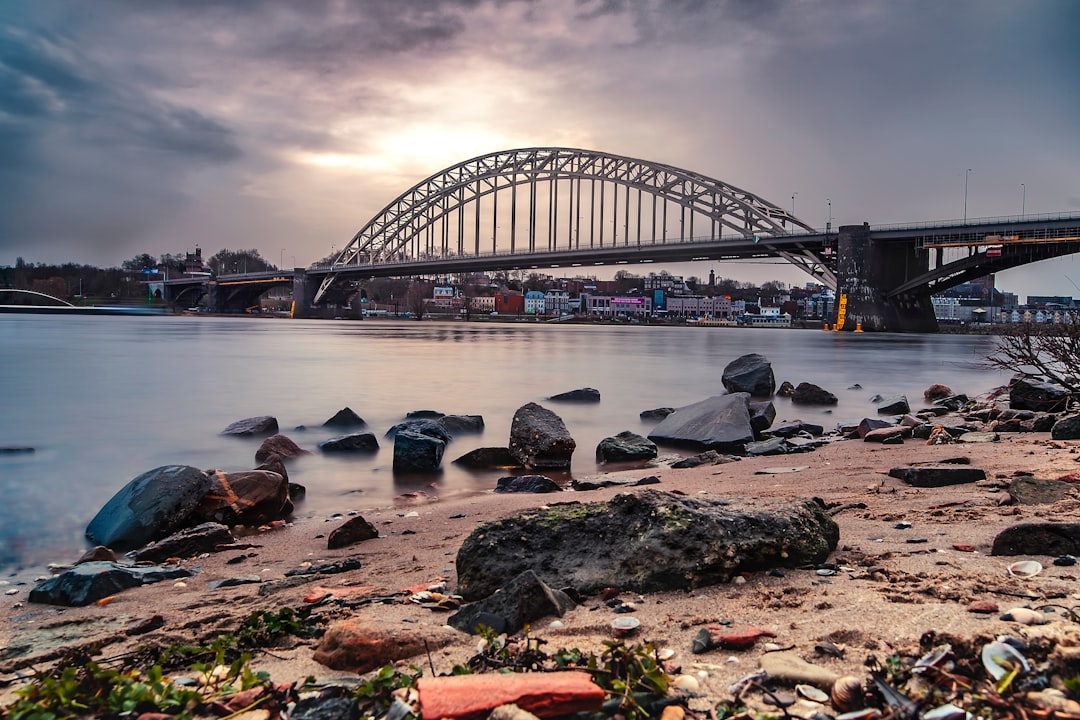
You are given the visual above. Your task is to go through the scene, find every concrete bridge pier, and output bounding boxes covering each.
[291,270,315,318]
[835,223,938,333]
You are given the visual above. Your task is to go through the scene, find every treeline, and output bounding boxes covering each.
[0,249,274,303]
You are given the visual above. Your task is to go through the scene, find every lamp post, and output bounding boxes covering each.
[826,198,832,233]
[963,169,972,222]
[791,192,797,215]
[1021,183,1026,216]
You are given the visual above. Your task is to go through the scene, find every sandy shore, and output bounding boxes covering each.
[3,430,1080,711]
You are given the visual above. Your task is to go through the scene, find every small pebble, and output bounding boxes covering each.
[906,537,929,544]
[894,521,913,529]
[1054,555,1077,567]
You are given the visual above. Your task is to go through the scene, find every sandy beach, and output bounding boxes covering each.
[3,424,1080,716]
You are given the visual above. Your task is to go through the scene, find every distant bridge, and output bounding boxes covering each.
[164,147,1080,331]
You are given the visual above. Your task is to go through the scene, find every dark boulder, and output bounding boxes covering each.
[455,489,839,601]
[1052,414,1080,440]
[323,407,366,428]
[744,437,788,456]
[992,522,1080,556]
[1010,377,1071,413]
[749,401,776,436]
[385,419,452,443]
[255,434,310,463]
[406,410,444,419]
[776,381,796,397]
[722,353,775,397]
[85,465,212,551]
[29,561,193,607]
[195,470,290,526]
[792,383,837,406]
[131,522,235,563]
[548,388,601,402]
[670,450,736,468]
[935,394,970,411]
[319,432,379,453]
[393,430,446,473]
[441,414,485,434]
[767,421,824,438]
[887,464,986,487]
[856,417,895,438]
[449,570,576,634]
[640,407,676,421]
[877,395,910,415]
[452,447,522,469]
[221,416,279,436]
[647,394,754,453]
[256,454,290,482]
[1032,413,1058,432]
[495,475,563,493]
[596,431,658,463]
[509,403,576,470]
[327,515,379,549]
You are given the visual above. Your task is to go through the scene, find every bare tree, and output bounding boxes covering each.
[986,322,1080,392]
[404,280,432,320]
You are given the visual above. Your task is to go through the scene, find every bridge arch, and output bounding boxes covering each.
[317,148,814,303]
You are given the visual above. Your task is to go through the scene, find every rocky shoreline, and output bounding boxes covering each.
[4,356,1080,719]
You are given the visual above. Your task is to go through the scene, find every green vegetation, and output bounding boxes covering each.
[0,607,322,720]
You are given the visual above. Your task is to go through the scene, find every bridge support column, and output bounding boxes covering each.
[835,223,938,333]
[207,282,224,314]
[291,270,317,318]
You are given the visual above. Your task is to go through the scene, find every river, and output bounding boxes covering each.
[0,315,1007,572]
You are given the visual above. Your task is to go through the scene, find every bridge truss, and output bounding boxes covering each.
[315,148,819,304]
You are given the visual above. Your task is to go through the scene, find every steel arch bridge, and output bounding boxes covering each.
[315,148,817,304]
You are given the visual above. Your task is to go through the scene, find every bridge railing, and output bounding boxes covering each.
[871,211,1080,232]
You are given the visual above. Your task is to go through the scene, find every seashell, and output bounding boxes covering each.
[796,684,830,703]
[1000,607,1047,625]
[611,616,640,637]
[981,640,1031,681]
[1007,560,1042,578]
[671,674,700,692]
[548,620,564,628]
[913,643,952,672]
[922,703,967,720]
[657,648,676,661]
[831,675,865,712]
[835,709,881,720]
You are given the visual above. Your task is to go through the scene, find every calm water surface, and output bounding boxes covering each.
[0,315,1006,572]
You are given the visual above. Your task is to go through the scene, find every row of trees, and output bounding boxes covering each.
[2,250,276,303]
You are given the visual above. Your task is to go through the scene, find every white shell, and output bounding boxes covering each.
[923,703,967,720]
[657,648,676,661]
[1007,560,1043,578]
[1001,607,1047,625]
[981,640,1031,681]
[796,684,830,703]
[671,674,700,692]
[611,616,641,635]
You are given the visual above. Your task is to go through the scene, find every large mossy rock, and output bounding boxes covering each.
[85,465,212,551]
[509,402,576,470]
[455,489,839,601]
[1010,377,1071,413]
[721,354,775,397]
[646,394,754,452]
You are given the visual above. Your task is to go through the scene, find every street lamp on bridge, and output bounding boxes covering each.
[827,198,832,233]
[791,192,797,216]
[963,168,972,222]
[1021,183,1026,216]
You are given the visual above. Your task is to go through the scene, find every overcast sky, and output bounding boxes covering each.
[2,0,1079,298]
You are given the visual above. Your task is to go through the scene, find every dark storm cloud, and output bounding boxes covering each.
[0,17,243,260]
